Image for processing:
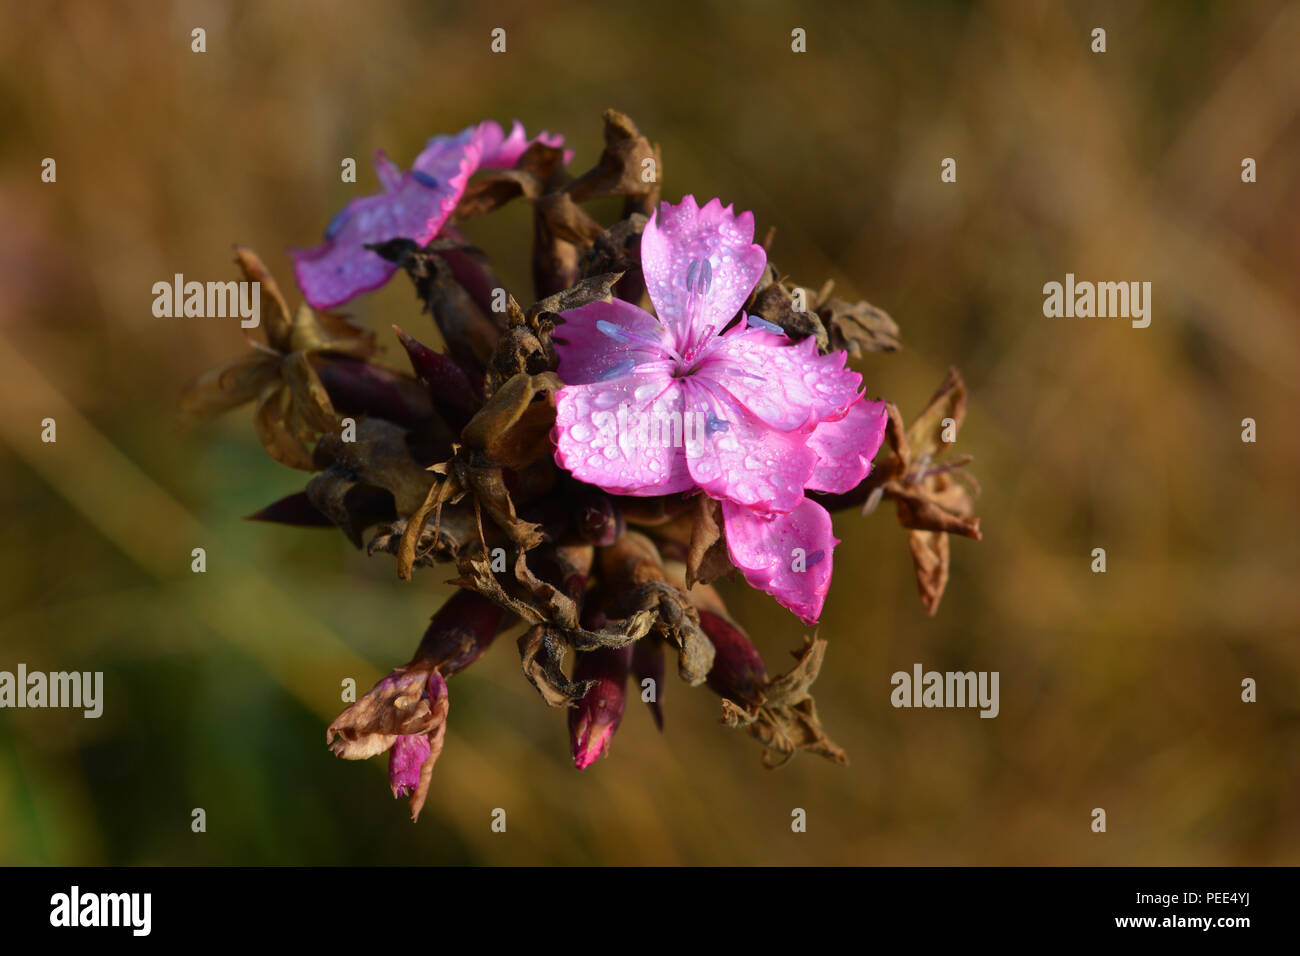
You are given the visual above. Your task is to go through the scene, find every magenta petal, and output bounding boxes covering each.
[700,326,864,431]
[553,298,675,385]
[388,733,432,798]
[721,498,838,625]
[806,397,888,494]
[373,148,404,192]
[476,119,568,169]
[553,372,695,496]
[292,141,473,309]
[292,120,566,310]
[640,196,767,343]
[678,378,818,513]
[410,124,483,190]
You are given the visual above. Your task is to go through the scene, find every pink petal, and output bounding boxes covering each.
[640,196,767,347]
[291,121,567,310]
[291,141,474,309]
[410,124,483,189]
[553,371,695,496]
[553,298,675,385]
[699,325,864,431]
[373,149,404,191]
[678,377,818,513]
[475,119,570,169]
[721,498,839,625]
[388,733,431,798]
[806,398,888,494]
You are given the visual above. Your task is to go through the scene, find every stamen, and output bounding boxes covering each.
[682,323,718,364]
[805,549,826,569]
[324,206,351,241]
[705,411,730,436]
[747,316,786,336]
[598,359,637,381]
[697,258,713,295]
[594,319,682,363]
[411,170,440,189]
[596,319,631,343]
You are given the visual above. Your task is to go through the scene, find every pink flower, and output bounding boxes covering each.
[291,120,566,309]
[552,196,887,624]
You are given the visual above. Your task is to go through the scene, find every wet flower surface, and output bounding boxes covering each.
[552,196,887,622]
[187,110,980,819]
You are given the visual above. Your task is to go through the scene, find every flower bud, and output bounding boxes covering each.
[413,589,513,677]
[699,610,768,706]
[311,354,434,425]
[568,645,633,770]
[575,489,625,547]
[393,324,480,427]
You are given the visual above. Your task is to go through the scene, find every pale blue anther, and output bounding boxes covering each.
[805,549,826,569]
[596,319,631,343]
[705,411,730,436]
[697,258,712,294]
[685,258,713,296]
[411,170,440,189]
[324,206,351,241]
[747,316,785,336]
[598,358,637,381]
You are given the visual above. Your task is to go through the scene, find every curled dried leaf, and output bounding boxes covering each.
[819,296,902,355]
[746,267,830,350]
[530,271,624,324]
[254,385,315,471]
[307,418,439,546]
[566,110,659,204]
[233,245,293,352]
[461,372,561,469]
[685,494,734,588]
[720,637,846,767]
[519,625,592,707]
[180,354,281,419]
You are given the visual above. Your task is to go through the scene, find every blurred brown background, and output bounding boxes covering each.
[1,0,1297,865]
